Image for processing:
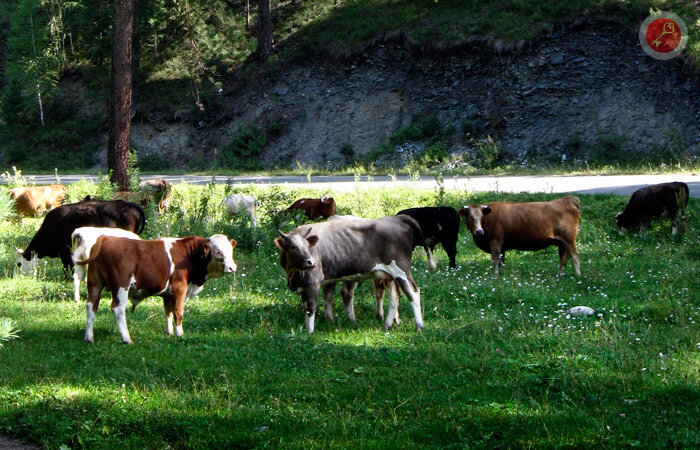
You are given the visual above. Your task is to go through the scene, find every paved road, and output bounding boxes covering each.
[14,173,700,197]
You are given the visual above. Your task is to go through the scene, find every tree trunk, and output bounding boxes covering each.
[257,0,272,60]
[107,0,134,191]
[245,0,250,31]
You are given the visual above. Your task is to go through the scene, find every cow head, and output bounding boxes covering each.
[205,234,237,278]
[459,205,491,236]
[615,212,629,236]
[15,247,38,275]
[274,229,318,273]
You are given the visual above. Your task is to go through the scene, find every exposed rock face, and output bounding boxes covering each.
[95,22,699,170]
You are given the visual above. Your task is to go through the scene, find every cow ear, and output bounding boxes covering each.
[482,205,492,215]
[230,239,237,249]
[202,242,210,256]
[615,212,622,218]
[306,235,319,247]
[274,237,287,250]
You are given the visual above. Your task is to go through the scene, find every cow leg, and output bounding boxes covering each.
[557,244,571,275]
[172,289,186,337]
[163,296,175,335]
[304,286,319,334]
[671,213,678,235]
[111,287,133,344]
[396,278,423,331]
[373,279,386,321]
[84,269,104,343]
[340,282,357,325]
[322,283,335,323]
[442,240,458,268]
[384,281,400,331]
[490,242,503,278]
[571,246,581,276]
[73,264,84,304]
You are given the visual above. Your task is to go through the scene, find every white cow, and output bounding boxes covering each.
[224,194,257,227]
[71,227,140,303]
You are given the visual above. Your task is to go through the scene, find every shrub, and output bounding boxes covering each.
[221,126,266,171]
[0,187,15,222]
[139,152,173,171]
[475,136,503,169]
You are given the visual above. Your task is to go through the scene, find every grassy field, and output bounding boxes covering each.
[0,182,699,447]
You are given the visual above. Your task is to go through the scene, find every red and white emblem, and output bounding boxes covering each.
[639,12,687,60]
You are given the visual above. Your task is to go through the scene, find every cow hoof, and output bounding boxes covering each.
[123,339,133,345]
[85,338,93,343]
[416,325,424,332]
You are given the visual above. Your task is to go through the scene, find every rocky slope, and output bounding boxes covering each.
[97,21,700,170]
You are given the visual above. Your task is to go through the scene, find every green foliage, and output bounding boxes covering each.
[474,135,503,169]
[138,151,173,172]
[221,126,266,171]
[0,318,20,348]
[0,188,15,223]
[390,115,443,146]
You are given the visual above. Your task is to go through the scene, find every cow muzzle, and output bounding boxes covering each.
[474,229,484,236]
[303,258,316,269]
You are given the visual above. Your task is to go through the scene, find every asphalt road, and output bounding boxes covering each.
[13,173,700,197]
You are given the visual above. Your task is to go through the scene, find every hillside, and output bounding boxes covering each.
[0,0,699,172]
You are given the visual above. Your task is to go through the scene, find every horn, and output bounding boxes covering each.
[278,230,290,240]
[463,205,469,210]
[302,227,312,238]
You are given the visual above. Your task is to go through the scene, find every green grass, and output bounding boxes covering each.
[0,182,699,447]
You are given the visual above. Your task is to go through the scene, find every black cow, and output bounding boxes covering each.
[16,200,146,275]
[275,215,436,333]
[616,182,689,236]
[396,206,460,267]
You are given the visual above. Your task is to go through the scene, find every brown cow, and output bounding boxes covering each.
[78,234,237,344]
[9,184,67,219]
[459,196,581,277]
[114,179,172,213]
[286,195,336,219]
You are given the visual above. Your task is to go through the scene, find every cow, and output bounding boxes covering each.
[459,196,581,278]
[113,179,172,213]
[286,195,336,219]
[78,234,237,344]
[275,215,436,333]
[396,206,460,267]
[15,200,146,275]
[616,182,689,236]
[224,193,257,226]
[70,227,141,304]
[9,184,67,219]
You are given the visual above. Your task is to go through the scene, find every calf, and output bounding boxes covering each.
[459,196,581,277]
[616,182,689,236]
[224,193,257,226]
[70,227,141,304]
[114,179,172,213]
[275,215,435,333]
[78,234,237,344]
[396,206,460,267]
[286,195,336,219]
[16,200,146,275]
[9,184,67,219]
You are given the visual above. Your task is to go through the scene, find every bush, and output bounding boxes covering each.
[0,187,15,222]
[475,136,503,169]
[139,152,173,171]
[221,126,266,171]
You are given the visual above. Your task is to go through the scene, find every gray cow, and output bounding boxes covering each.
[275,215,436,333]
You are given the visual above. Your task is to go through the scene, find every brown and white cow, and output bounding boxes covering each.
[275,215,435,333]
[9,184,67,219]
[78,234,236,344]
[616,182,689,236]
[459,196,581,277]
[285,195,336,219]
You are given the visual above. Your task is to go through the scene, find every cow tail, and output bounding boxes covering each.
[400,215,437,271]
[135,203,146,235]
[76,236,104,266]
